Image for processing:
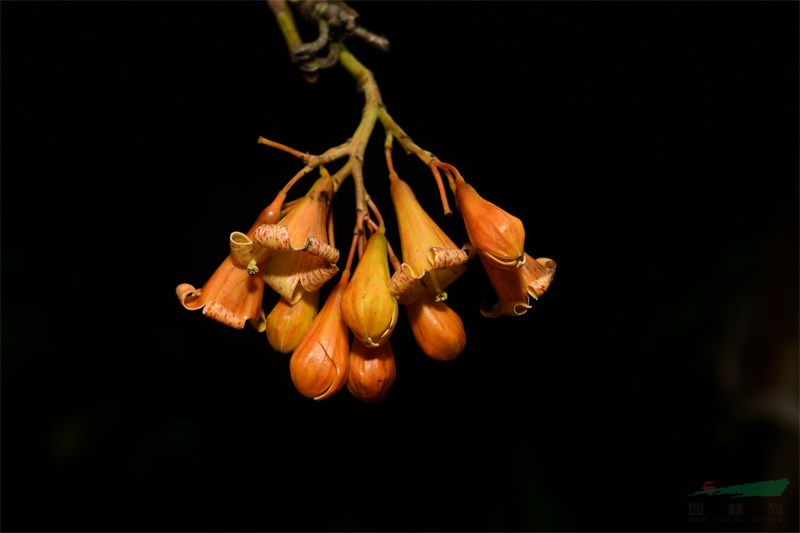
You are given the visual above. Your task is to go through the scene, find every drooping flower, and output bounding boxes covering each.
[453,175,525,269]
[404,290,466,361]
[347,338,396,403]
[289,271,351,400]
[480,253,557,318]
[254,173,340,305]
[176,191,286,331]
[341,226,399,347]
[388,174,471,305]
[265,289,319,353]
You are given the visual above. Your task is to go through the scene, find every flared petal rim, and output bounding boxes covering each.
[389,245,470,302]
[175,254,266,330]
[254,223,340,303]
[527,257,557,300]
[254,224,340,263]
[478,254,556,317]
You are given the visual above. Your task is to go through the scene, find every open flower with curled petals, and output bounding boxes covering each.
[480,253,557,318]
[254,172,340,305]
[265,289,319,353]
[404,290,466,361]
[176,192,286,331]
[388,174,471,305]
[454,175,525,269]
[289,271,351,400]
[347,339,396,403]
[341,226,399,347]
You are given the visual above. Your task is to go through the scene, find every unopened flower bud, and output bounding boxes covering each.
[265,290,319,353]
[347,339,396,403]
[405,290,466,361]
[454,176,525,268]
[341,226,399,347]
[290,272,351,400]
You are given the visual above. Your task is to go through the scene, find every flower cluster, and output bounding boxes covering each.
[177,160,555,402]
[176,0,556,402]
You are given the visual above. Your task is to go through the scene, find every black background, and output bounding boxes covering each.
[2,1,798,532]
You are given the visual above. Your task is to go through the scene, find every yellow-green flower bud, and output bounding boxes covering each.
[341,227,399,347]
[265,290,319,353]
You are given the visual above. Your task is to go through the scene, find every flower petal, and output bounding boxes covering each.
[389,173,468,298]
[526,257,557,300]
[478,253,531,318]
[202,300,248,329]
[428,246,471,270]
[229,231,257,268]
[254,224,339,262]
[388,247,470,303]
[388,263,425,304]
[176,283,202,310]
[176,255,265,329]
[255,224,340,304]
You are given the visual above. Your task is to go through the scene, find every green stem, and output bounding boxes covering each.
[267,0,304,53]
[380,108,452,215]
[268,3,449,223]
[378,108,437,166]
[337,45,383,234]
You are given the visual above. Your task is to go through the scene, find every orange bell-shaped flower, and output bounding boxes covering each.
[347,338,396,403]
[454,175,525,269]
[289,271,351,400]
[265,289,319,353]
[341,226,399,347]
[480,253,557,317]
[176,192,286,331]
[254,172,339,305]
[388,174,471,304]
[404,290,466,361]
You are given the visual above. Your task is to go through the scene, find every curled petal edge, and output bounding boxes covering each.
[202,301,247,329]
[480,257,557,317]
[253,224,340,264]
[229,231,260,269]
[388,265,423,303]
[389,246,470,303]
[479,250,526,270]
[176,283,266,330]
[176,283,202,310]
[480,297,532,318]
[428,246,471,269]
[300,263,341,294]
[528,257,557,300]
